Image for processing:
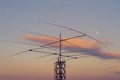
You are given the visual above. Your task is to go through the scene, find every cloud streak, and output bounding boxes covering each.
[22,34,120,59]
[113,71,120,75]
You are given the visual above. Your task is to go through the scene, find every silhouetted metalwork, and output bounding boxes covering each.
[43,21,105,46]
[7,22,104,80]
[54,33,66,80]
[55,60,66,80]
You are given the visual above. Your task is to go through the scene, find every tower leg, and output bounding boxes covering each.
[55,60,66,80]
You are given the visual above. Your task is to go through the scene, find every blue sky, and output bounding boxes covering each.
[0,0,120,80]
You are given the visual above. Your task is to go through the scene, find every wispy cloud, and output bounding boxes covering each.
[22,34,120,59]
[113,71,120,75]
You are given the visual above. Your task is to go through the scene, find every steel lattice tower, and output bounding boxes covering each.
[7,22,104,80]
[55,60,66,80]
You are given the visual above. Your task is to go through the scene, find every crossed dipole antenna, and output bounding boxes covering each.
[7,22,104,80]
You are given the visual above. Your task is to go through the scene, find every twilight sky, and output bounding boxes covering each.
[0,0,120,80]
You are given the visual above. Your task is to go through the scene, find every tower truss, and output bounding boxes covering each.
[55,60,66,80]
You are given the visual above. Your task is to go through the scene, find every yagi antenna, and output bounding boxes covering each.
[8,22,104,80]
[23,31,84,50]
[43,21,105,46]
[8,34,86,58]
[21,31,88,58]
[26,34,86,51]
[22,31,83,53]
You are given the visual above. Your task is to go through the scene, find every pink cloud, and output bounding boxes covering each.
[22,34,120,59]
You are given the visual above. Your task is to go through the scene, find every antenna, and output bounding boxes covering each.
[8,23,104,80]
[54,33,66,80]
[43,21,105,46]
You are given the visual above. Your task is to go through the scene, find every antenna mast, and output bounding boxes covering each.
[8,22,103,80]
[55,33,66,80]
